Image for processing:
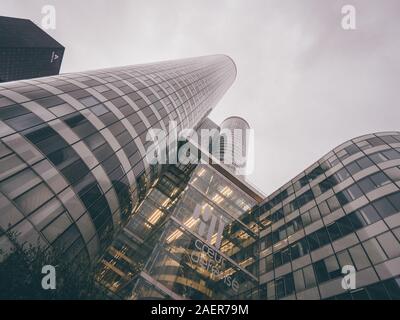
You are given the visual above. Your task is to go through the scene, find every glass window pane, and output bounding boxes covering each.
[336,168,350,182]
[337,250,353,268]
[347,162,361,175]
[370,172,390,188]
[383,149,400,160]
[358,204,381,225]
[265,255,274,272]
[358,178,375,194]
[29,197,65,230]
[307,233,320,251]
[362,238,387,264]
[42,213,72,243]
[13,182,53,214]
[348,245,371,270]
[384,277,400,300]
[348,212,367,229]
[0,167,40,199]
[79,96,100,107]
[303,265,316,288]
[314,260,330,283]
[276,278,285,299]
[351,289,369,300]
[376,232,400,259]
[301,212,312,227]
[336,216,354,236]
[347,184,363,200]
[316,228,330,246]
[309,206,320,221]
[324,255,341,278]
[327,196,340,211]
[367,282,390,299]
[267,281,275,300]
[370,153,387,164]
[284,273,295,296]
[327,222,341,241]
[357,157,374,170]
[293,269,305,292]
[384,167,400,182]
[318,201,330,217]
[388,193,400,211]
[373,198,396,218]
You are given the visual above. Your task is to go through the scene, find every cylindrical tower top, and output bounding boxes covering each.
[219,116,250,179]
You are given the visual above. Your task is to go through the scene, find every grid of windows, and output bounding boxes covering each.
[257,132,400,300]
[0,55,237,261]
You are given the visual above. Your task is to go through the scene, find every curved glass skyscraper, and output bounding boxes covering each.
[0,55,237,262]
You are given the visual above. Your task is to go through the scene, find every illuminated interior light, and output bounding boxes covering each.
[166,229,183,243]
[218,267,235,279]
[185,217,199,228]
[145,209,163,228]
[262,220,272,226]
[166,217,199,243]
[220,241,235,253]
[197,168,206,176]
[220,186,233,196]
[210,232,218,245]
[237,231,250,240]
[212,194,223,204]
[170,187,179,196]
[239,257,254,267]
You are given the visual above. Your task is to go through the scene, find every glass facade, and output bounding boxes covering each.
[257,132,400,300]
[97,131,400,300]
[1,47,399,300]
[0,55,237,263]
[96,160,261,299]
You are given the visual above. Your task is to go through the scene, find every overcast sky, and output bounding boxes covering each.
[2,0,400,196]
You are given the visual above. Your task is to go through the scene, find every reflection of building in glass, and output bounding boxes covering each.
[96,133,263,299]
[0,55,237,262]
[0,16,65,82]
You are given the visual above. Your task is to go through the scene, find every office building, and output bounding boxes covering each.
[0,16,65,82]
[219,116,250,178]
[97,131,400,300]
[0,55,237,263]
[0,51,399,300]
[256,132,400,300]
[96,119,263,299]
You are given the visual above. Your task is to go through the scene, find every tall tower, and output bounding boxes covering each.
[0,16,65,82]
[0,55,236,262]
[219,116,250,178]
